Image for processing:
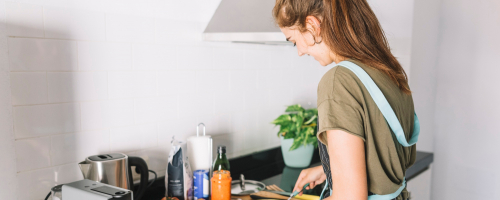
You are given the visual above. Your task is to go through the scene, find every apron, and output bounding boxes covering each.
[318,61,420,200]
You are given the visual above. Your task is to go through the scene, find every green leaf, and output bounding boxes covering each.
[304,132,309,146]
[277,125,290,137]
[272,114,291,125]
[289,138,302,151]
[304,115,317,125]
[286,104,305,112]
[284,132,295,139]
[295,115,303,133]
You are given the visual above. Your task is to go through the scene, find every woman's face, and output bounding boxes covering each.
[280,25,335,66]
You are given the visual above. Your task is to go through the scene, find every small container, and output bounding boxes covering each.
[211,170,232,200]
[193,169,210,199]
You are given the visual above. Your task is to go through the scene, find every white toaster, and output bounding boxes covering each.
[62,179,133,200]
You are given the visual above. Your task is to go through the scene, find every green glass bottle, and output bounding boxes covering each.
[213,145,230,171]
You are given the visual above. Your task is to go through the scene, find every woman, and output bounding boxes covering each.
[272,0,418,200]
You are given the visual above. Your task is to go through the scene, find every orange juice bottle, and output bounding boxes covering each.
[211,170,231,200]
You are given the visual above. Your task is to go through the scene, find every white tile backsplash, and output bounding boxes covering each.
[80,101,110,130]
[110,125,142,152]
[214,92,246,114]
[178,93,214,118]
[134,96,178,124]
[155,19,201,43]
[139,124,159,149]
[80,99,135,130]
[4,2,327,199]
[110,124,158,153]
[178,45,214,70]
[78,41,132,71]
[47,72,108,102]
[6,2,44,37]
[197,114,232,136]
[15,137,51,172]
[246,48,271,70]
[157,71,197,95]
[108,99,136,127]
[132,43,177,70]
[44,6,106,40]
[17,167,55,200]
[108,72,135,98]
[195,70,230,95]
[230,70,258,92]
[8,38,78,71]
[13,103,81,139]
[106,13,155,43]
[213,47,247,70]
[10,72,47,105]
[109,71,157,98]
[51,130,110,166]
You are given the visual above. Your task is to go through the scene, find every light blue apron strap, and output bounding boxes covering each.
[319,181,329,200]
[336,61,420,147]
[367,179,406,200]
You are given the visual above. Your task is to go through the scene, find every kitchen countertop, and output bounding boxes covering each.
[140,147,433,199]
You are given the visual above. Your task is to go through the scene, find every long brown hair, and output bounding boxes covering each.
[273,0,411,94]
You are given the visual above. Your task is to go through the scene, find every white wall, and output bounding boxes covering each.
[0,1,330,199]
[0,2,18,199]
[369,0,415,77]
[408,0,442,153]
[431,0,500,199]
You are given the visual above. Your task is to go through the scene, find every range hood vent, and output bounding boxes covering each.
[203,0,292,45]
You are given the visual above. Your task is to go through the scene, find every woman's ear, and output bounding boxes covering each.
[305,16,321,36]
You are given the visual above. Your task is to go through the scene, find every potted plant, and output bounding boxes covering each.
[272,104,318,168]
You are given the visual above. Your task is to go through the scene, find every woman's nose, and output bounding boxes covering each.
[298,51,305,56]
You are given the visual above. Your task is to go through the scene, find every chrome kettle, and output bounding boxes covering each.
[79,153,149,200]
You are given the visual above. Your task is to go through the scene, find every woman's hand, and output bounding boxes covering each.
[293,165,326,195]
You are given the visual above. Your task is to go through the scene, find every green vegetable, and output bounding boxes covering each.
[271,104,318,151]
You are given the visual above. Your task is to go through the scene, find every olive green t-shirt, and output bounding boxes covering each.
[316,59,416,196]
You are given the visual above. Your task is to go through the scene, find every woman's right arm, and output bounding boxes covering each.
[293,165,326,195]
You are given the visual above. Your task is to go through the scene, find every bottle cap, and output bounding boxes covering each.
[217,145,226,154]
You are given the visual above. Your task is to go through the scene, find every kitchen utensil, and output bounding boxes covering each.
[62,179,132,200]
[231,174,266,195]
[238,174,254,194]
[288,183,310,200]
[263,184,319,200]
[187,123,213,172]
[250,191,300,200]
[79,153,149,200]
[266,184,285,192]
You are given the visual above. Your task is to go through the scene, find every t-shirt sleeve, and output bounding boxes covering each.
[316,67,366,146]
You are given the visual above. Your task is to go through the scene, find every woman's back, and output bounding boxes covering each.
[316,59,416,196]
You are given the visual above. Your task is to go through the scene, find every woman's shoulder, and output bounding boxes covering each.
[318,60,369,89]
[317,59,397,106]
[317,64,363,106]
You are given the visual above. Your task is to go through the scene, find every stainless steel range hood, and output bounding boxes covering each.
[203,0,291,45]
